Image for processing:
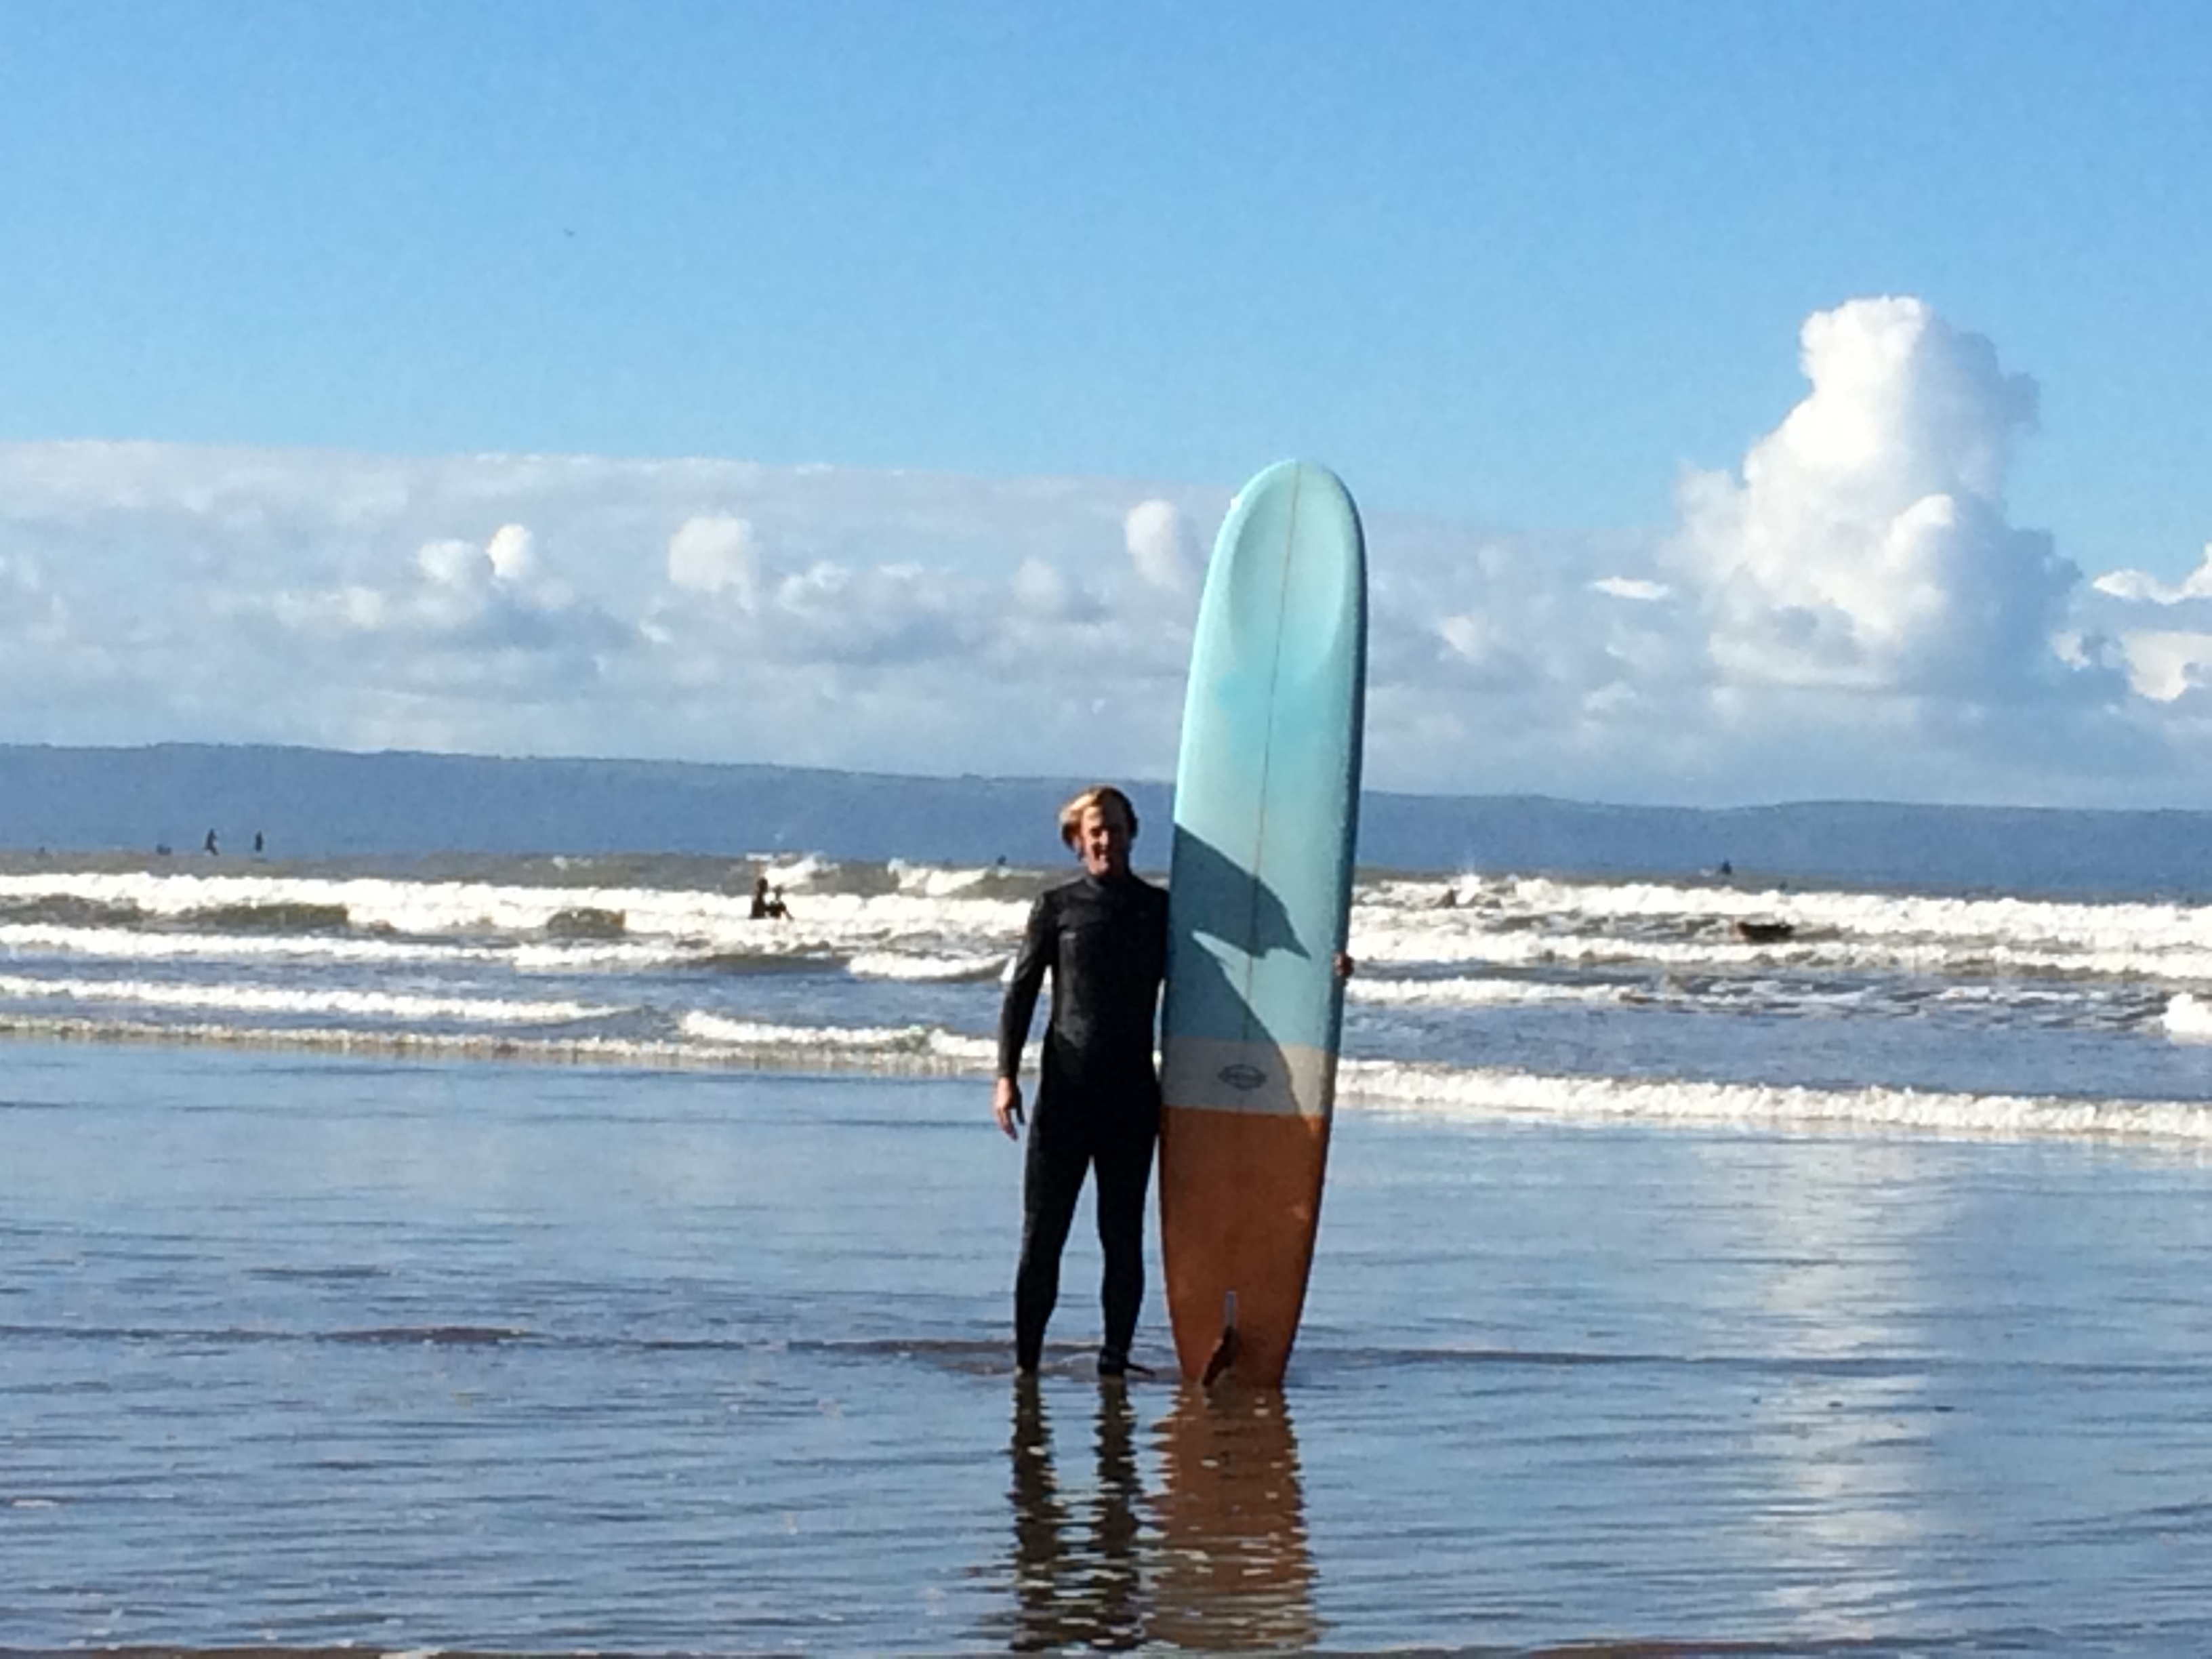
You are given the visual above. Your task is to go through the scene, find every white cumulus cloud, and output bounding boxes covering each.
[1124,499,1197,596]
[485,523,537,583]
[1671,295,2085,699]
[2080,544,2212,702]
[1011,556,1073,620]
[2093,542,2212,606]
[417,537,486,590]
[1591,576,1670,602]
[2108,632,2212,703]
[667,514,760,600]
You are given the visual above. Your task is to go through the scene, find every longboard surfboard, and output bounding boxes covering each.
[1159,459,1366,1388]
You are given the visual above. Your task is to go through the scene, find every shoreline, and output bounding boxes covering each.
[8,1022,2212,1155]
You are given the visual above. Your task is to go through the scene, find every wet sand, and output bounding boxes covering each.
[7,1040,2212,1652]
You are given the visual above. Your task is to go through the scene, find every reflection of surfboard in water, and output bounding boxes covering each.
[1151,1385,1317,1648]
[1160,460,1366,1388]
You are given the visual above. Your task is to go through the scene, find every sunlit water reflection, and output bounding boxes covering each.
[8,1042,2212,1653]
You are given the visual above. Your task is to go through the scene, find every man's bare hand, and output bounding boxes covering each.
[993,1076,1025,1139]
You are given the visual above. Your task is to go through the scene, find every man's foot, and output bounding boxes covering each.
[1097,1347,1128,1379]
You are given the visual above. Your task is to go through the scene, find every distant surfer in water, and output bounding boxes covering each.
[994,785,1168,1380]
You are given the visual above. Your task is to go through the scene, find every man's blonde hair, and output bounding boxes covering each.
[1059,784,1139,848]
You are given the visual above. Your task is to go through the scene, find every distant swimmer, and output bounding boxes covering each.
[750,876,773,920]
[203,828,219,856]
[1734,919,1795,945]
[767,886,791,921]
[253,831,264,855]
[1717,859,1734,878]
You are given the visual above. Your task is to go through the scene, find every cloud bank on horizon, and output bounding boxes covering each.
[1,295,2207,808]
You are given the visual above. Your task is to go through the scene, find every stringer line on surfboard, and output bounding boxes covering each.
[1210,470,1309,1385]
[1238,465,1308,1050]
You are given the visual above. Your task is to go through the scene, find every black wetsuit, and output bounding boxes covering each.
[997,870,1170,1371]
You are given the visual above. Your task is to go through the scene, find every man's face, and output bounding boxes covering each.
[1075,802,1133,878]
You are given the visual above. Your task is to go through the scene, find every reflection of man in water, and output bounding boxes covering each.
[997,1382,1317,1652]
[994,785,1168,1378]
[1004,1382,1145,1650]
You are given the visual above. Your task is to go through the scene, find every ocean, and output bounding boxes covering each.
[8,778,2212,1652]
[6,837,2212,1134]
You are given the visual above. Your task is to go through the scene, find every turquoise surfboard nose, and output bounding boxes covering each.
[1166,459,1367,1099]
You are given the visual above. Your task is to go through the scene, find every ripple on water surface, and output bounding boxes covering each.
[7,1047,2212,1652]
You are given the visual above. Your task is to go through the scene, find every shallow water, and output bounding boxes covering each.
[8,1042,2212,1652]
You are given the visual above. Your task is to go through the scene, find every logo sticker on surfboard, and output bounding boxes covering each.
[1216,1063,1268,1091]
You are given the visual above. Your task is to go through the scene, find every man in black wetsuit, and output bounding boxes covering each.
[994,785,1168,1378]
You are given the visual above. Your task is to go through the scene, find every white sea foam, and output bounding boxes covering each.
[760,853,832,888]
[1351,869,2212,987]
[2163,993,2212,1042]
[0,1008,1002,1076]
[678,1010,997,1065]
[0,972,615,1026]
[1347,975,1629,1009]
[2,975,2201,1149]
[16,862,2212,990]
[8,856,2212,1134]
[0,868,1030,960]
[510,938,720,971]
[846,950,1007,983]
[886,859,1014,898]
[0,920,503,967]
[1336,1059,2212,1145]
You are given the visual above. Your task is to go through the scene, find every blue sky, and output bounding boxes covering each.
[3,2,2211,804]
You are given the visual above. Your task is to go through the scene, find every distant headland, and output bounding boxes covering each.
[2,741,2210,898]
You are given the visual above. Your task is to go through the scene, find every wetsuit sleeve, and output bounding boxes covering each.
[996,893,1054,1080]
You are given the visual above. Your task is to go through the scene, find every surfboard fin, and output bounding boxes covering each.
[1202,1290,1239,1387]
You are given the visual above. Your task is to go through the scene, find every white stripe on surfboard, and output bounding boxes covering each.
[1161,1036,1338,1118]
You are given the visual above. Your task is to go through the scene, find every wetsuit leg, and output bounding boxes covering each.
[1014,1106,1092,1370]
[1092,1113,1156,1364]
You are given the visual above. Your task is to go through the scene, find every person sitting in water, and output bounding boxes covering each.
[766,886,791,921]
